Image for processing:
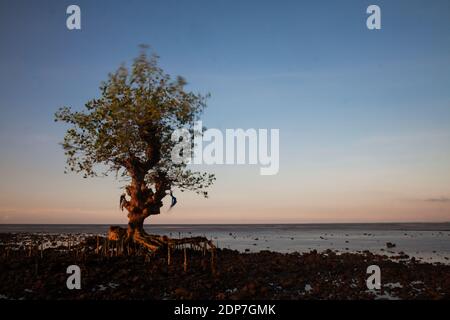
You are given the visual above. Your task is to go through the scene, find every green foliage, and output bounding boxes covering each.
[55,47,215,197]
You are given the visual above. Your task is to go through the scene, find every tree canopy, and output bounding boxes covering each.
[55,47,215,219]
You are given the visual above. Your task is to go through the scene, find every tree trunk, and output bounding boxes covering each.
[107,165,215,255]
[123,212,164,251]
[113,166,166,250]
[127,213,145,238]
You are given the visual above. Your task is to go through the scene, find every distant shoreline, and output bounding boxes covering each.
[1,222,450,232]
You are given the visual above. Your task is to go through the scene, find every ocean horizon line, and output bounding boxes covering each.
[1,222,450,233]
[1,222,449,226]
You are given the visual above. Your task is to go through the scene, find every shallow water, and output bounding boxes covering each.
[1,223,449,263]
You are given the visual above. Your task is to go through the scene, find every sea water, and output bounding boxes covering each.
[1,223,449,263]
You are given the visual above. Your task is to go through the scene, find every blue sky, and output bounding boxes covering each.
[0,0,449,223]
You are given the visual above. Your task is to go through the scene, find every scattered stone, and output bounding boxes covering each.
[0,233,449,300]
[386,242,396,248]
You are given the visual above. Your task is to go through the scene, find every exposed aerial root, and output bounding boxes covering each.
[132,233,161,252]
[107,226,217,273]
[107,226,216,254]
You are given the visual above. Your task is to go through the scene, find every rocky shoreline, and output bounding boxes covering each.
[0,233,449,300]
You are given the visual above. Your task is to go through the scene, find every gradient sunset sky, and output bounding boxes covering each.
[1,0,450,224]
